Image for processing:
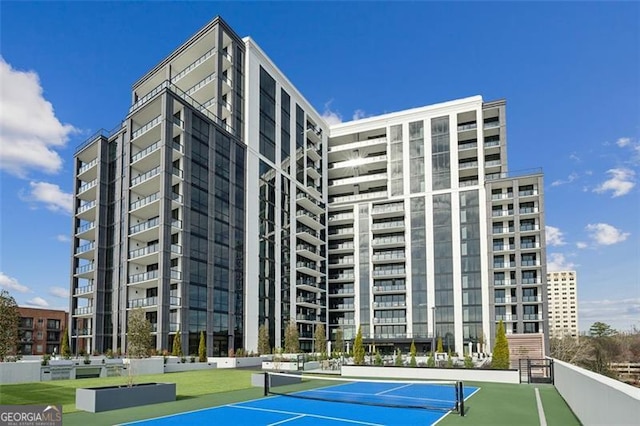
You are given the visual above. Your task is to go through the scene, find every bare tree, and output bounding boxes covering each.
[314,323,327,357]
[0,290,20,361]
[284,320,300,353]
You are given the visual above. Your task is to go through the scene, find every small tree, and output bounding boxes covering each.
[60,326,71,359]
[284,320,300,353]
[198,331,206,362]
[395,349,403,366]
[436,336,444,353]
[427,352,435,367]
[258,324,270,355]
[172,330,183,357]
[492,320,510,369]
[127,308,152,358]
[410,340,417,367]
[0,290,20,362]
[314,323,327,358]
[353,325,365,365]
[334,327,344,356]
[375,351,383,366]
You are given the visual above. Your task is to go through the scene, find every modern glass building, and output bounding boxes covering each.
[69,17,548,356]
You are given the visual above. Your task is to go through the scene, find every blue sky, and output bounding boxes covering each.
[0,2,638,332]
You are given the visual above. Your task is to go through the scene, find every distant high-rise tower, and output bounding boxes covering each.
[546,271,578,338]
[69,16,548,357]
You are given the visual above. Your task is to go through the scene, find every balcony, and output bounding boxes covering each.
[131,140,161,164]
[328,273,355,282]
[457,122,477,132]
[522,295,543,303]
[128,296,158,309]
[371,236,405,247]
[493,280,513,287]
[520,224,540,232]
[492,227,515,235]
[484,139,501,148]
[76,200,96,218]
[371,203,404,216]
[373,301,406,309]
[518,189,538,197]
[171,47,216,85]
[330,191,387,204]
[328,242,355,252]
[329,155,387,170]
[128,270,159,284]
[75,263,94,276]
[76,221,95,237]
[372,284,406,293]
[493,262,516,269]
[371,221,404,232]
[74,285,94,296]
[523,313,543,321]
[73,306,93,316]
[129,243,159,260]
[77,158,98,177]
[491,193,514,200]
[131,166,160,187]
[372,268,406,278]
[373,317,406,324]
[296,210,322,229]
[130,192,161,214]
[75,242,95,256]
[130,217,160,236]
[484,120,500,129]
[519,207,539,215]
[77,179,98,198]
[328,212,354,224]
[372,251,406,262]
[492,210,514,217]
[131,116,162,140]
[296,192,325,215]
[73,328,93,336]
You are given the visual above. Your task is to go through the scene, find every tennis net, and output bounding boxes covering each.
[263,372,465,414]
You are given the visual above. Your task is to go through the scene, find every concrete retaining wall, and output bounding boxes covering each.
[553,358,640,426]
[0,361,42,384]
[164,362,217,373]
[341,365,520,384]
[209,356,263,369]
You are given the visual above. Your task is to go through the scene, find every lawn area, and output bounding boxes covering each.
[0,369,257,414]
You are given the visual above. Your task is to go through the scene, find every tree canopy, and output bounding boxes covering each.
[590,322,616,337]
[0,290,20,361]
[258,324,270,355]
[314,323,327,357]
[284,320,300,353]
[127,308,153,358]
[353,325,365,365]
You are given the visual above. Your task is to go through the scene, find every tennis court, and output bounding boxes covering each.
[123,373,480,426]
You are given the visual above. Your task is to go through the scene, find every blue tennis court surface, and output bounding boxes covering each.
[123,381,480,426]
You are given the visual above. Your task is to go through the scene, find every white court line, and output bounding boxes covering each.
[535,388,548,426]
[432,386,482,426]
[230,404,385,426]
[267,414,306,426]
[376,383,413,395]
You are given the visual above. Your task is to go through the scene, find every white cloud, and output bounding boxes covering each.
[56,234,70,243]
[569,153,581,162]
[546,253,576,272]
[586,223,630,246]
[551,172,578,187]
[321,100,342,125]
[580,298,640,332]
[545,226,566,246]
[594,168,635,197]
[19,181,73,214]
[0,57,76,178]
[49,287,69,298]
[352,109,366,121]
[616,137,631,148]
[576,242,588,249]
[0,272,31,293]
[25,297,49,308]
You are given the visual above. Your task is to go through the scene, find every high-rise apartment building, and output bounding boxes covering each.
[69,16,548,356]
[547,271,578,338]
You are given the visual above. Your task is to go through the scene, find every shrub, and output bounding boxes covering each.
[374,351,383,366]
[180,356,186,363]
[190,355,195,363]
[198,331,206,362]
[394,350,403,366]
[492,320,510,369]
[83,355,91,365]
[105,349,114,359]
[41,354,50,366]
[464,355,474,368]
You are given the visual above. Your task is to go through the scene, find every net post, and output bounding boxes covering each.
[459,381,465,416]
[264,372,269,396]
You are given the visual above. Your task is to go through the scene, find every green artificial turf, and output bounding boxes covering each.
[0,369,256,414]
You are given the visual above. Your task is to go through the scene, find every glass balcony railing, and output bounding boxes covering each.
[169,323,180,332]
[129,243,159,259]
[484,139,500,148]
[131,116,162,140]
[131,140,161,163]
[74,285,94,295]
[128,270,159,284]
[73,328,93,335]
[371,221,404,230]
[130,192,160,211]
[457,122,477,131]
[75,242,95,254]
[171,244,182,255]
[76,222,95,234]
[185,73,216,97]
[75,263,94,275]
[129,217,160,235]
[130,166,160,186]
[328,242,355,250]
[371,203,404,215]
[78,179,97,194]
[128,296,158,309]
[78,158,98,175]
[74,306,93,316]
[484,120,500,129]
[170,269,182,280]
[171,47,216,84]
[77,200,96,215]
[170,296,181,306]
